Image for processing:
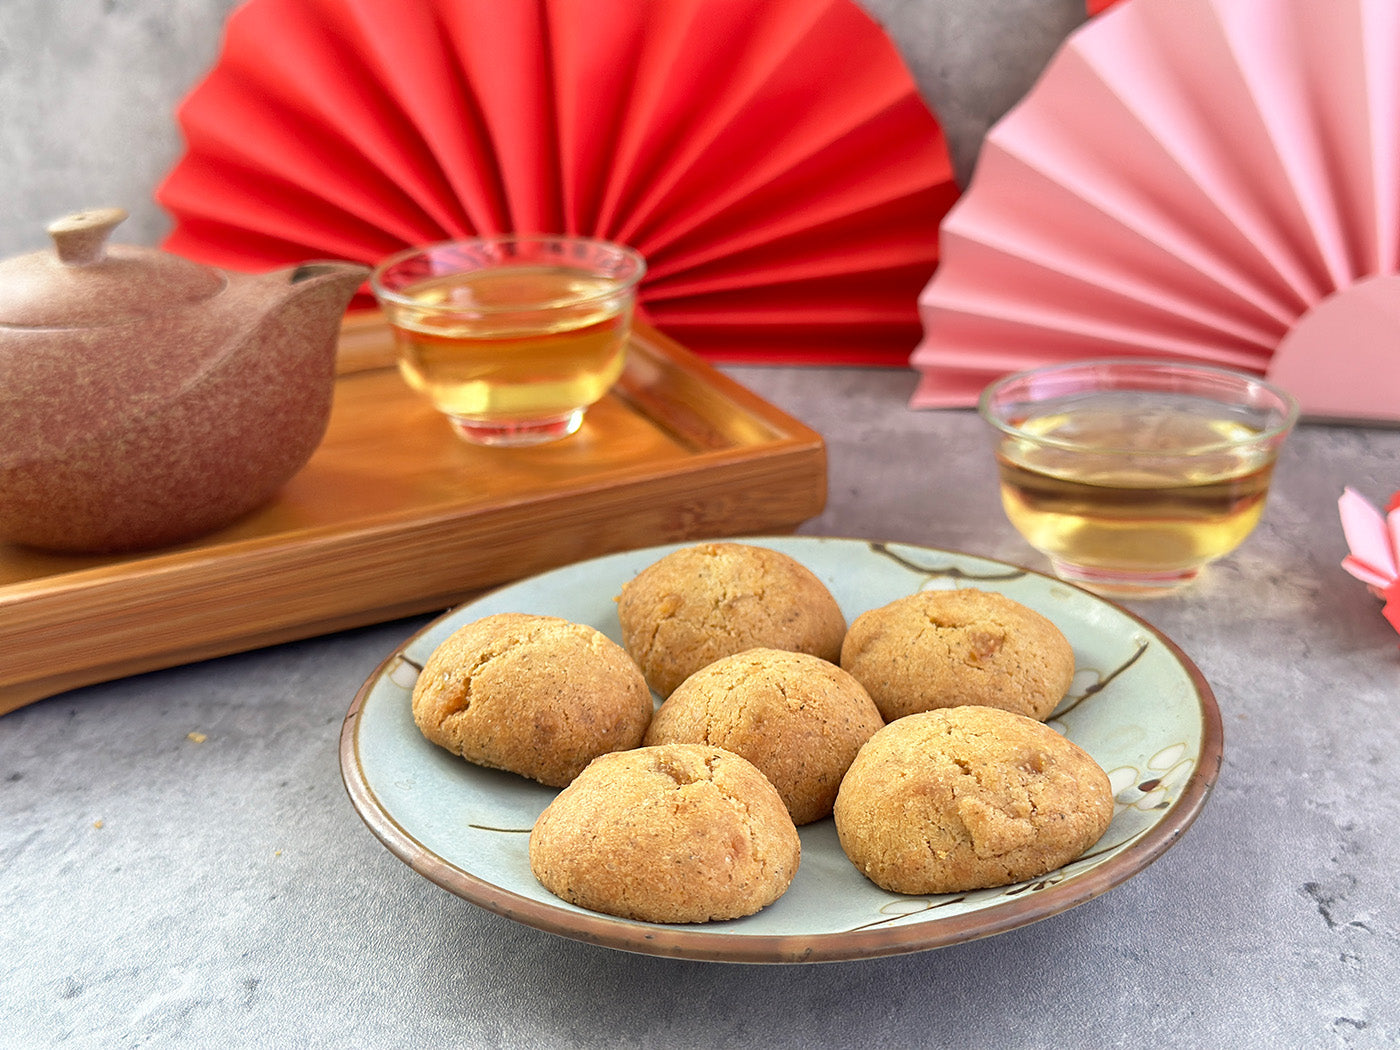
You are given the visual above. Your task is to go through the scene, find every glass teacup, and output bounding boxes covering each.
[371,235,646,447]
[978,358,1300,596]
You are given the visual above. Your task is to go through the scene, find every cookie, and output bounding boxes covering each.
[529,743,801,923]
[644,648,883,825]
[834,706,1114,894]
[616,542,847,698]
[839,588,1074,722]
[411,612,652,788]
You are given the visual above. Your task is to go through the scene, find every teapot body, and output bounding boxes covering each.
[0,210,369,553]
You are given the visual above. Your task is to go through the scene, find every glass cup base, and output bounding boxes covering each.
[447,408,585,447]
[1046,557,1205,598]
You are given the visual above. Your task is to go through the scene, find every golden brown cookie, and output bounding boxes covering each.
[839,588,1074,722]
[644,648,883,825]
[529,743,801,923]
[615,542,847,698]
[834,706,1114,894]
[411,612,652,788]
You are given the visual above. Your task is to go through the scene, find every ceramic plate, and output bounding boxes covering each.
[339,537,1222,963]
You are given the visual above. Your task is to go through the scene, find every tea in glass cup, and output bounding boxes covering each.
[978,359,1299,596]
[371,235,646,446]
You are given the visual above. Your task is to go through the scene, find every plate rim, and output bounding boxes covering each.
[338,536,1224,964]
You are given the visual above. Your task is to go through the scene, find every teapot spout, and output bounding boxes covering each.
[281,261,371,315]
[254,260,371,364]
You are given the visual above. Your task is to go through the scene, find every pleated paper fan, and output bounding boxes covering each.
[156,0,959,366]
[911,0,1400,422]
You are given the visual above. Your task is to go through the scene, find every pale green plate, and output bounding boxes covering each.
[339,537,1222,963]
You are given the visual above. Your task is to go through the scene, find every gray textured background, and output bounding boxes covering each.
[0,0,1086,255]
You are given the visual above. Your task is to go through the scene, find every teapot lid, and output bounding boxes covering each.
[0,208,225,326]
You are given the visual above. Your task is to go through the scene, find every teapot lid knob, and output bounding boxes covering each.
[47,207,130,266]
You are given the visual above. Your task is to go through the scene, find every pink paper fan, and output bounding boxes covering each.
[156,0,959,366]
[1338,486,1400,638]
[912,0,1400,420]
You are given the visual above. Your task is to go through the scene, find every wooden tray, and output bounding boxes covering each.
[0,314,826,713]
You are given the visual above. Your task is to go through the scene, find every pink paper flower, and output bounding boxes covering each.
[1338,487,1400,637]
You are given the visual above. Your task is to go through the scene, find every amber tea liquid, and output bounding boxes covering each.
[996,394,1277,589]
[387,264,632,436]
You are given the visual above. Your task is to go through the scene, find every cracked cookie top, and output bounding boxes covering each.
[411,612,653,787]
[840,588,1075,722]
[615,543,847,699]
[529,743,801,923]
[644,648,883,825]
[834,706,1114,895]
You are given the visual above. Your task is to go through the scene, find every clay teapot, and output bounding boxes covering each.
[0,208,370,553]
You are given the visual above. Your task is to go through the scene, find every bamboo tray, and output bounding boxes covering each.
[0,314,827,713]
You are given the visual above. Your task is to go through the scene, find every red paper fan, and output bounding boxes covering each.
[911,0,1400,421]
[156,0,959,366]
